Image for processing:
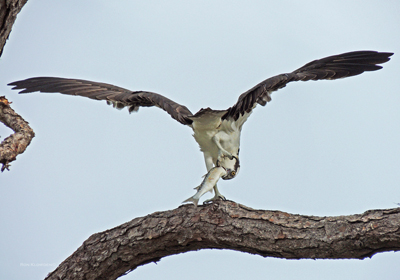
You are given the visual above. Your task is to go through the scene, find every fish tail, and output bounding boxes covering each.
[182,196,200,206]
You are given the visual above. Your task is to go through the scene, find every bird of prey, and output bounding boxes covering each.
[9,50,393,205]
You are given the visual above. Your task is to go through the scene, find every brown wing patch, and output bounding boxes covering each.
[8,77,193,125]
[223,51,393,121]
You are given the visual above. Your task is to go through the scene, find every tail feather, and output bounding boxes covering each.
[182,196,200,206]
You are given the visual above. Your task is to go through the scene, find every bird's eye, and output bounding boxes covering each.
[231,171,236,176]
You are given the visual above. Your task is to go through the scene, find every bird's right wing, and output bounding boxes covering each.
[8,77,193,125]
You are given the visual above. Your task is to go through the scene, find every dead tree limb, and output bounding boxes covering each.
[0,0,31,171]
[44,200,400,280]
[0,0,28,56]
[0,96,35,171]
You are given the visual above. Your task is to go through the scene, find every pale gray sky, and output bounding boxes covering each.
[1,1,399,279]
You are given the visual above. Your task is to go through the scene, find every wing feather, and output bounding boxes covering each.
[223,51,393,120]
[8,77,193,125]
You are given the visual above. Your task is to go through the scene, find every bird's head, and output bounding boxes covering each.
[217,155,240,180]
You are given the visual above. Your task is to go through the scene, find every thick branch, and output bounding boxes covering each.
[0,96,35,171]
[45,200,400,280]
[0,0,28,56]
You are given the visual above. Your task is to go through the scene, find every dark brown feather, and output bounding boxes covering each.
[8,77,193,125]
[223,51,393,120]
[8,51,393,125]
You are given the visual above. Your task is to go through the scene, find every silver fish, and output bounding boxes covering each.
[182,166,227,206]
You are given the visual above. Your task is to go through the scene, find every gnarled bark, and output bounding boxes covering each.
[0,0,31,171]
[45,200,400,280]
[0,0,27,56]
[0,96,35,171]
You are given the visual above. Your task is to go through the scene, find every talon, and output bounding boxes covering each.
[203,194,225,204]
[218,150,233,161]
[225,151,234,160]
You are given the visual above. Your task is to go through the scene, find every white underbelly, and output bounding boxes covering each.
[192,123,241,160]
[189,110,251,162]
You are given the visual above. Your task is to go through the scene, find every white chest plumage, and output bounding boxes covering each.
[190,110,251,166]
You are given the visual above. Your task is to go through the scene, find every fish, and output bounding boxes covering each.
[182,166,227,206]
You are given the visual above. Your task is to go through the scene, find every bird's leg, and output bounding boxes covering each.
[202,153,226,204]
[212,184,226,200]
[212,134,233,160]
[203,184,226,204]
[204,153,215,172]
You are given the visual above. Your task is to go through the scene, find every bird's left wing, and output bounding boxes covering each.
[223,51,393,121]
[8,77,193,125]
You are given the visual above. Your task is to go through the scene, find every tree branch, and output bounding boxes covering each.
[0,1,31,170]
[45,200,400,280]
[0,96,35,171]
[0,0,28,56]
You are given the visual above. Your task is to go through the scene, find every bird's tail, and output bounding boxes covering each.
[182,196,200,207]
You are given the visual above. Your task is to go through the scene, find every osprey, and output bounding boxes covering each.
[9,51,393,205]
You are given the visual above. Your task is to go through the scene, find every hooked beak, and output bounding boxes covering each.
[222,169,232,180]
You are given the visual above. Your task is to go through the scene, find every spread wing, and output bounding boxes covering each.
[8,77,193,125]
[223,51,393,120]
